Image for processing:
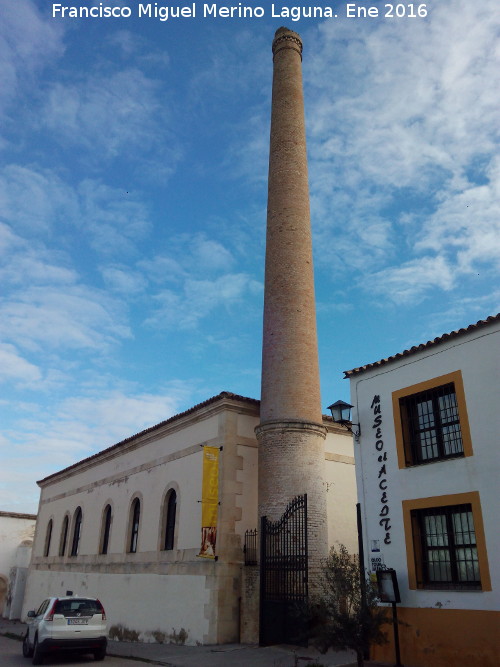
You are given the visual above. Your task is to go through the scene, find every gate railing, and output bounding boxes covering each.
[243,528,258,565]
[259,493,308,646]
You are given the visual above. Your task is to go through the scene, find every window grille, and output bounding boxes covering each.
[400,382,464,464]
[60,515,69,556]
[129,499,140,553]
[413,504,480,589]
[244,529,258,565]
[164,490,177,551]
[101,505,112,555]
[70,507,82,556]
[44,520,53,557]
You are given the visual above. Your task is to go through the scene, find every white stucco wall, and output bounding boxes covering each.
[24,400,262,645]
[324,429,358,553]
[24,394,359,644]
[24,568,210,644]
[32,420,217,561]
[0,514,36,577]
[23,407,225,644]
[350,321,499,612]
[0,513,36,618]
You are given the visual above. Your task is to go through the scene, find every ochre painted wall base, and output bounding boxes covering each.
[372,607,500,667]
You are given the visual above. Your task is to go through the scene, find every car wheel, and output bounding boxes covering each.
[94,647,106,661]
[23,632,33,658]
[31,636,43,665]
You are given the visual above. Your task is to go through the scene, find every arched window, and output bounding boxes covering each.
[101,505,112,555]
[129,499,140,553]
[70,507,82,556]
[59,515,69,556]
[164,490,177,551]
[44,520,53,557]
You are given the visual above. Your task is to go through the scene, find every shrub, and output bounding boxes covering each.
[309,544,387,667]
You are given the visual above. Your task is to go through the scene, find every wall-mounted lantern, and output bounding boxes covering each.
[327,400,361,439]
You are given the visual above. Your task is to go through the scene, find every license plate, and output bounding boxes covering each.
[68,618,88,625]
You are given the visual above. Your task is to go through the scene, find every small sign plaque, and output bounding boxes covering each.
[370,554,385,571]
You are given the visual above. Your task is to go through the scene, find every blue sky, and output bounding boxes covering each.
[1,0,499,513]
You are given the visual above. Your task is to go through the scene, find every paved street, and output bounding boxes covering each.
[0,620,394,667]
[1,634,160,667]
[0,633,354,667]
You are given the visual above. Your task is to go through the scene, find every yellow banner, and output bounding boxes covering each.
[198,446,219,558]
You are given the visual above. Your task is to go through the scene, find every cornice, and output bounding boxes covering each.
[0,510,37,520]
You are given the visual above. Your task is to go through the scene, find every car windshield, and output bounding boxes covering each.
[54,599,103,617]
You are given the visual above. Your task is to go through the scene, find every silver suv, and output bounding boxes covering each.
[23,594,107,664]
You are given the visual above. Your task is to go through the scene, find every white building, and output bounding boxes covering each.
[0,511,36,619]
[23,392,357,645]
[346,314,499,667]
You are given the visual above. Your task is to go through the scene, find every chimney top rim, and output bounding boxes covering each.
[272,27,303,56]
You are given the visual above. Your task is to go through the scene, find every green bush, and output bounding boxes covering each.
[309,544,388,667]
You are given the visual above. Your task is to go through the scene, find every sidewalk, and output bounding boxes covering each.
[0,618,390,667]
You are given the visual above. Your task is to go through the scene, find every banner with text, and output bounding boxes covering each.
[198,446,219,558]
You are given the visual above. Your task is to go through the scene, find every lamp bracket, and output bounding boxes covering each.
[338,420,361,440]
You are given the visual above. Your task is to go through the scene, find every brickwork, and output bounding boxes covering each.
[256,420,328,573]
[258,28,328,572]
[260,27,322,425]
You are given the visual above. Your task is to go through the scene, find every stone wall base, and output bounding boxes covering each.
[240,565,259,644]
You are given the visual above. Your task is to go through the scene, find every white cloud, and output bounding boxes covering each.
[39,68,176,166]
[107,29,170,68]
[363,157,500,304]
[0,165,151,255]
[367,255,455,304]
[0,462,42,513]
[0,285,131,354]
[425,290,500,334]
[4,385,191,463]
[301,0,500,303]
[0,173,143,361]
[225,111,270,186]
[0,0,64,117]
[77,179,151,255]
[416,160,500,271]
[1,4,180,180]
[140,233,236,286]
[0,383,195,512]
[186,234,236,273]
[0,220,21,251]
[147,273,262,330]
[0,238,76,287]
[100,265,148,295]
[138,254,187,285]
[0,343,42,386]
[57,388,191,445]
[309,1,498,188]
[0,165,79,234]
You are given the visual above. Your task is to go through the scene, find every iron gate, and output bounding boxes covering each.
[259,494,308,646]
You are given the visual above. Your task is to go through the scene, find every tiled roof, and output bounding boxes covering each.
[38,392,260,485]
[344,313,500,378]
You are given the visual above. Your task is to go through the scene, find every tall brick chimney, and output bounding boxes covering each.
[256,28,328,566]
